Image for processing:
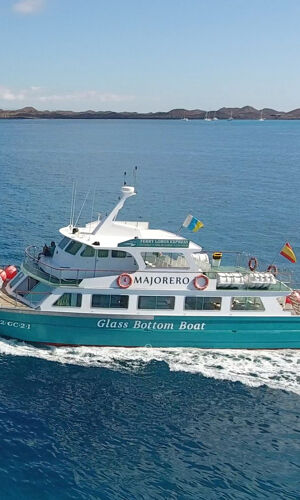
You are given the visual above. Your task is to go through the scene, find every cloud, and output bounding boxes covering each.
[13,0,45,14]
[0,86,25,101]
[0,86,135,108]
[37,91,135,103]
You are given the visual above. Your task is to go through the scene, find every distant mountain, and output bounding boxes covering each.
[0,106,299,119]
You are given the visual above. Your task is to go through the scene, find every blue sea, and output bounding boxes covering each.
[0,118,299,499]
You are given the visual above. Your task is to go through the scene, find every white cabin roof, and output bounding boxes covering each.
[59,221,201,250]
[59,185,202,251]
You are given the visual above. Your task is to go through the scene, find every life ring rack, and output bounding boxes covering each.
[117,273,133,289]
[267,264,278,276]
[193,274,209,291]
[248,257,258,271]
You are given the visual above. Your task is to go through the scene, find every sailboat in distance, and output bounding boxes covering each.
[213,112,218,121]
[204,111,212,121]
[259,110,265,121]
[228,110,233,121]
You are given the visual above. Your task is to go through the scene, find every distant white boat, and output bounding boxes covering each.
[259,111,265,121]
[213,112,218,121]
[228,111,233,121]
[204,112,212,121]
[182,111,189,121]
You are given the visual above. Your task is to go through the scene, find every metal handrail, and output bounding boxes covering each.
[23,245,295,292]
[24,245,253,275]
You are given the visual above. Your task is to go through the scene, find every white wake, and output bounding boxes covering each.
[0,339,299,395]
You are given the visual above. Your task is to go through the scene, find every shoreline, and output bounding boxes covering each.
[1,105,300,120]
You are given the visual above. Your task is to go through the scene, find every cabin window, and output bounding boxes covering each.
[65,240,83,255]
[81,246,95,257]
[185,296,222,310]
[54,293,82,307]
[58,237,71,249]
[9,272,24,289]
[112,250,128,258]
[97,250,109,258]
[91,294,129,308]
[141,252,188,269]
[231,297,265,311]
[15,276,39,296]
[138,296,175,310]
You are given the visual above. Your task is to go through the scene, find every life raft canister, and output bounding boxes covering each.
[267,264,278,276]
[117,273,133,289]
[248,257,258,271]
[193,274,209,290]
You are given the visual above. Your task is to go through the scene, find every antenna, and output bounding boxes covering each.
[74,188,90,227]
[69,181,75,227]
[89,187,96,232]
[123,171,127,185]
[70,180,77,227]
[133,165,138,191]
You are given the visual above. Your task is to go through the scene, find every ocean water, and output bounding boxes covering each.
[0,118,299,499]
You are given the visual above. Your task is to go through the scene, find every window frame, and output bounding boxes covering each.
[141,251,189,269]
[112,250,128,258]
[80,245,96,257]
[231,296,265,311]
[138,295,175,310]
[91,294,129,309]
[53,293,82,308]
[184,296,222,311]
[58,236,71,250]
[97,249,109,258]
[65,240,83,255]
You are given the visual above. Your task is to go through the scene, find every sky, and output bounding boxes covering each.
[0,0,300,112]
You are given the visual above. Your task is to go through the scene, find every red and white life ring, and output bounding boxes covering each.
[248,257,258,271]
[117,273,133,289]
[193,274,209,291]
[267,264,278,276]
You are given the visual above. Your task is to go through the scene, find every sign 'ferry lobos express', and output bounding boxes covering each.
[0,184,299,348]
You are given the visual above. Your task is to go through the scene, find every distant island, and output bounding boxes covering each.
[1,105,300,120]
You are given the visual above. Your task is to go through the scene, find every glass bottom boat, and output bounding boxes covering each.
[1,184,299,348]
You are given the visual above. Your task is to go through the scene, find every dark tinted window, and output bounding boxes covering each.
[185,297,222,310]
[112,250,127,258]
[81,246,95,257]
[231,297,264,311]
[91,294,128,308]
[54,293,82,307]
[65,240,82,255]
[58,237,70,249]
[138,296,175,309]
[97,250,109,258]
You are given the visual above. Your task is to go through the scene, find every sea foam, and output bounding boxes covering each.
[0,339,299,395]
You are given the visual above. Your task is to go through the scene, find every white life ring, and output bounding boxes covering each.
[117,273,133,289]
[193,274,209,290]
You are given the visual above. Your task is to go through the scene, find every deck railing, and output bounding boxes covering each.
[21,245,294,292]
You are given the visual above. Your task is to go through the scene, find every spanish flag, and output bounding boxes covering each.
[183,214,204,232]
[280,242,296,263]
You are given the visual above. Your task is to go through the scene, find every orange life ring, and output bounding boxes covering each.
[117,273,133,289]
[193,274,209,290]
[248,257,258,271]
[267,264,278,276]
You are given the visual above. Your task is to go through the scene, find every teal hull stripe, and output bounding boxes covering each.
[0,311,300,348]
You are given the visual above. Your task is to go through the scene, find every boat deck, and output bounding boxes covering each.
[0,289,29,310]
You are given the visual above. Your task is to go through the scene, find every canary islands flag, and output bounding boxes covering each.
[183,214,204,232]
[280,242,296,263]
